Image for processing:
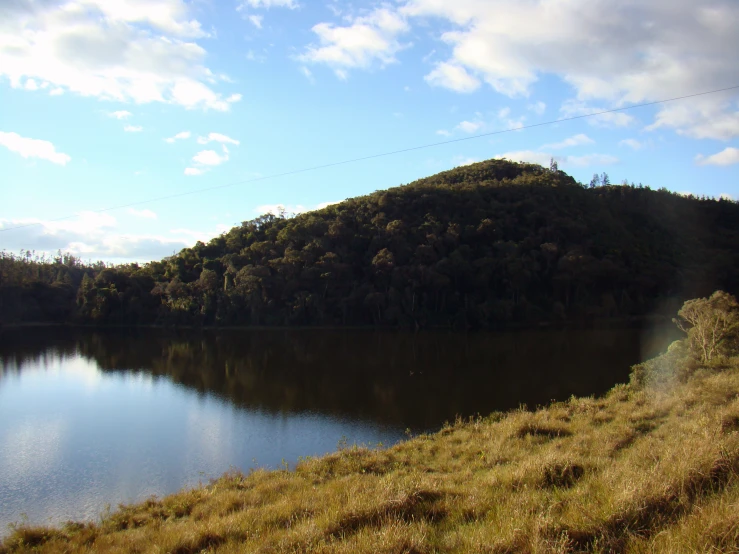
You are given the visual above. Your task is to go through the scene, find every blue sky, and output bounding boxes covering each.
[1,0,738,263]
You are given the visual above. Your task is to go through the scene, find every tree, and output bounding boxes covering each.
[600,172,610,186]
[589,174,600,188]
[673,291,739,363]
[549,157,558,172]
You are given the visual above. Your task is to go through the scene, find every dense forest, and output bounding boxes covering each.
[1,159,738,329]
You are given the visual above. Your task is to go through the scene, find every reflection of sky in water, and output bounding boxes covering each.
[2,420,66,484]
[0,354,404,534]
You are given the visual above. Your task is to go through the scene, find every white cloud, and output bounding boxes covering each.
[647,100,739,140]
[503,117,525,130]
[185,140,236,174]
[424,62,480,93]
[170,224,230,244]
[128,208,157,219]
[542,134,594,150]
[255,201,340,216]
[248,15,264,28]
[1,0,239,112]
[447,109,525,136]
[226,93,242,103]
[300,66,314,83]
[24,78,39,91]
[495,150,618,167]
[566,154,619,167]
[456,120,482,133]
[0,131,71,165]
[695,147,739,166]
[109,110,133,120]
[454,156,479,167]
[238,0,298,8]
[560,100,635,128]
[496,107,525,130]
[169,81,235,112]
[49,87,64,96]
[436,129,451,137]
[165,130,191,143]
[528,101,546,115]
[193,149,229,166]
[245,49,267,63]
[495,150,554,166]
[123,125,143,132]
[720,193,734,200]
[397,0,739,138]
[298,8,409,75]
[0,212,189,263]
[197,133,240,145]
[619,138,644,150]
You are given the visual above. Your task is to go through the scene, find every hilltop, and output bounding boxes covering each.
[2,159,738,327]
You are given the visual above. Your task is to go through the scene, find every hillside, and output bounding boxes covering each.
[3,333,739,553]
[2,159,739,327]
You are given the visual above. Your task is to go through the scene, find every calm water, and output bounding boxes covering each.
[0,326,679,533]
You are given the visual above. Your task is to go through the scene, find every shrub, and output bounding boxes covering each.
[673,291,739,364]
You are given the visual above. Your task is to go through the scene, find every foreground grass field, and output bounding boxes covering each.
[3,341,739,553]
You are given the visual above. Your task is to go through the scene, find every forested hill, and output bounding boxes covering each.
[2,159,738,328]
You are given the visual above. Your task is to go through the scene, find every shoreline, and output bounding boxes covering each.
[1,313,669,333]
[3,342,738,552]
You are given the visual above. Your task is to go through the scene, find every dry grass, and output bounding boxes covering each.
[3,344,739,553]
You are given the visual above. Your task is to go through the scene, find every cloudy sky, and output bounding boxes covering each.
[1,0,738,263]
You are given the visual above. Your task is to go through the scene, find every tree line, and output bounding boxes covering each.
[1,159,738,328]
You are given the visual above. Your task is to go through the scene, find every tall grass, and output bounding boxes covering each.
[3,341,739,553]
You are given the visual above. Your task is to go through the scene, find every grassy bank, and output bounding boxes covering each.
[3,343,739,553]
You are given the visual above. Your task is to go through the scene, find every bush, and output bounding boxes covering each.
[630,339,696,388]
[673,291,739,364]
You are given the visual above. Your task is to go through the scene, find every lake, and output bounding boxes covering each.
[0,325,679,533]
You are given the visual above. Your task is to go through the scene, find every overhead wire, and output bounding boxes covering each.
[2,84,738,233]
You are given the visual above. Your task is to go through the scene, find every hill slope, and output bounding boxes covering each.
[2,159,739,327]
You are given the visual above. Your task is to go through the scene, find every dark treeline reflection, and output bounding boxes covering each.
[0,326,679,430]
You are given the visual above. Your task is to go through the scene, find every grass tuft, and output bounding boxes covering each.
[515,423,572,439]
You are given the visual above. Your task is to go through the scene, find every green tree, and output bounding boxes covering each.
[673,290,739,363]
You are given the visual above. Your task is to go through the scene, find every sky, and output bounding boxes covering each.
[1,0,738,264]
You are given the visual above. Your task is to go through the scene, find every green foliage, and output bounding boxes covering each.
[3,159,739,328]
[674,291,739,363]
[629,339,696,389]
[0,250,98,324]
[630,291,739,388]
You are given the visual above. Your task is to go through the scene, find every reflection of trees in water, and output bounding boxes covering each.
[0,327,679,430]
[0,333,79,377]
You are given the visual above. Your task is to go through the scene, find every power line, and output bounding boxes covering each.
[3,84,739,233]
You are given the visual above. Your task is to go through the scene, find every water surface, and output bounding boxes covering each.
[0,326,678,533]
